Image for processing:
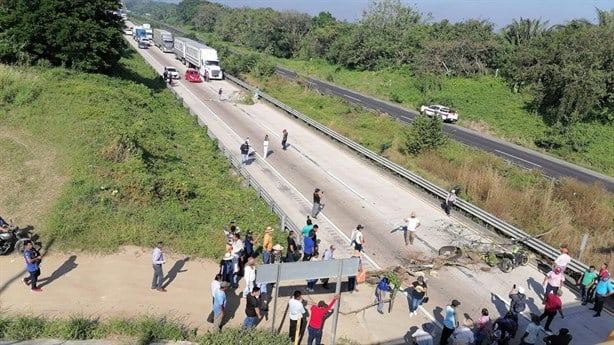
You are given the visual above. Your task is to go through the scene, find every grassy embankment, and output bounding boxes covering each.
[276,58,614,176]
[239,71,613,269]
[0,50,283,258]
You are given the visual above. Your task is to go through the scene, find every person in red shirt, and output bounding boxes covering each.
[539,290,564,332]
[307,295,339,345]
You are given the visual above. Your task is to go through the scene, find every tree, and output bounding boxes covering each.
[192,3,224,32]
[502,18,550,46]
[404,115,446,154]
[0,0,125,72]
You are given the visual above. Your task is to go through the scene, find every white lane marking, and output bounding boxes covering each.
[495,150,542,168]
[325,171,367,201]
[180,86,382,270]
[418,305,444,329]
[344,94,362,103]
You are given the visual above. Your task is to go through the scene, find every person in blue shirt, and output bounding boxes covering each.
[212,281,229,332]
[375,277,391,314]
[440,299,460,345]
[22,240,43,292]
[303,230,315,261]
[592,273,613,317]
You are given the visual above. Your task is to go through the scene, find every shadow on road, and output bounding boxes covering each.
[38,255,78,288]
[0,237,55,294]
[162,257,189,288]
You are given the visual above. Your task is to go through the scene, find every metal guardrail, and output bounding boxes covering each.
[173,89,301,236]
[224,73,590,278]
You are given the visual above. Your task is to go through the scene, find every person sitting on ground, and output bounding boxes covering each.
[543,328,572,345]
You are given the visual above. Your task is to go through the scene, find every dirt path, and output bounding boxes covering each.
[0,246,382,343]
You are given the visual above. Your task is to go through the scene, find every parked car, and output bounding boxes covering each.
[419,104,459,123]
[163,66,179,80]
[184,68,202,83]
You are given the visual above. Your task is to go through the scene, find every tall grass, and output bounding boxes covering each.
[246,74,613,269]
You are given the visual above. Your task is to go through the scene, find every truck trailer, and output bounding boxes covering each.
[153,29,174,53]
[142,23,153,42]
[173,37,223,80]
[133,26,146,41]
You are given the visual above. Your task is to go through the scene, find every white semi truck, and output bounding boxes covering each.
[173,37,223,80]
[142,23,153,43]
[153,29,174,53]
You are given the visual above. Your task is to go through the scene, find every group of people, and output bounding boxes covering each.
[239,130,289,164]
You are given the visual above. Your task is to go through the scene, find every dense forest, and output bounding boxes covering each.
[125,0,613,142]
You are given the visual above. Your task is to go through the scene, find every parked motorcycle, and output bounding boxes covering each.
[482,237,530,273]
[0,223,41,255]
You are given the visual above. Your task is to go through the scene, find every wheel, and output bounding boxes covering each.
[0,240,13,255]
[16,240,26,253]
[499,258,513,273]
[519,253,529,266]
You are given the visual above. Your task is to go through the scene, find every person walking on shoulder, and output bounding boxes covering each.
[281,129,288,150]
[212,281,229,332]
[444,189,457,216]
[311,188,323,218]
[263,134,269,159]
[22,240,43,292]
[288,290,307,343]
[350,224,365,252]
[307,295,339,345]
[240,140,250,164]
[439,299,460,345]
[151,241,166,292]
[242,286,262,329]
[403,211,421,245]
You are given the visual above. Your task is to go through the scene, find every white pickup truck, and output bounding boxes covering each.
[419,104,459,123]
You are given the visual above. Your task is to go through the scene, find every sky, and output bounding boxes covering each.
[210,0,613,28]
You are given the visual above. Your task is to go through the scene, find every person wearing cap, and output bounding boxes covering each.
[444,189,457,216]
[311,188,323,218]
[286,230,298,262]
[212,281,229,332]
[592,273,613,317]
[440,299,460,345]
[553,244,571,271]
[412,323,434,345]
[321,245,335,289]
[262,226,273,264]
[350,224,365,252]
[539,289,564,332]
[543,328,572,345]
[520,314,541,345]
[281,129,288,150]
[403,211,421,246]
[307,295,339,345]
[542,266,565,300]
[452,319,474,345]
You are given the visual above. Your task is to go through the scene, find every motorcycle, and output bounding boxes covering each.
[0,223,41,255]
[482,237,530,273]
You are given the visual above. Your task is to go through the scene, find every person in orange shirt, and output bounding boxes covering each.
[262,226,273,264]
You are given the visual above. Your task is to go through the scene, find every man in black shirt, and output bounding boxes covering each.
[544,328,572,345]
[311,188,323,218]
[240,141,250,164]
[286,230,298,262]
[242,286,261,329]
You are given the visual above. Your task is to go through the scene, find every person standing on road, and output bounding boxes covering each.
[303,230,316,262]
[288,290,307,343]
[444,189,457,216]
[542,266,565,299]
[212,281,229,332]
[263,134,269,159]
[151,241,166,292]
[409,274,427,317]
[440,299,460,345]
[262,226,273,264]
[403,211,421,245]
[22,240,43,292]
[576,265,598,305]
[218,87,223,101]
[281,129,288,150]
[519,314,541,345]
[240,141,250,164]
[242,286,262,329]
[350,224,365,252]
[591,273,613,317]
[311,188,323,218]
[540,290,564,332]
[509,285,527,319]
[307,295,339,345]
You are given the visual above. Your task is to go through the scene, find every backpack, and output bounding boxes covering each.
[513,294,527,313]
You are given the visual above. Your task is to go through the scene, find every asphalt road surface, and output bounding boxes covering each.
[276,67,614,193]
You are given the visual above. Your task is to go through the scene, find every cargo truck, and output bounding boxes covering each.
[133,26,146,41]
[173,37,223,80]
[142,23,153,42]
[153,29,174,53]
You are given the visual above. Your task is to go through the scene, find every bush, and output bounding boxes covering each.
[201,328,291,345]
[404,115,447,154]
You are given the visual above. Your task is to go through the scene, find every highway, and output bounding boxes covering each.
[276,67,614,193]
[128,35,613,344]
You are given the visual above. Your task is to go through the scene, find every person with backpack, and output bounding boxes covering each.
[375,276,391,314]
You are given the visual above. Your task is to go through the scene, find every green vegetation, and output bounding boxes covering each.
[0,0,126,71]
[127,0,613,175]
[0,50,283,257]
[0,315,291,344]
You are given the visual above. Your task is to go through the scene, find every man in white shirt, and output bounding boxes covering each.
[452,319,475,345]
[288,290,306,343]
[411,323,434,345]
[321,245,335,289]
[151,241,166,292]
[403,211,421,245]
[243,257,256,298]
[554,244,571,271]
[231,233,244,256]
[350,224,365,252]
